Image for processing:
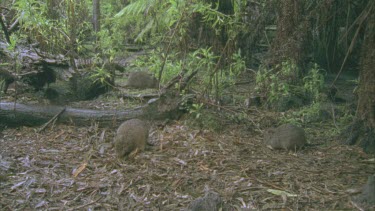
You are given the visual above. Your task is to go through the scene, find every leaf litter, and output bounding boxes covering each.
[0,110,374,210]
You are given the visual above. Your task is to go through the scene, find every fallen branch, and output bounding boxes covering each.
[37,107,66,132]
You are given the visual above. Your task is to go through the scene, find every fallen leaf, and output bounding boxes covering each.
[72,162,87,177]
[267,189,297,197]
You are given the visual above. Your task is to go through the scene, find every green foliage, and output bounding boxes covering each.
[13,0,91,54]
[133,48,182,84]
[226,110,249,124]
[95,29,118,61]
[114,0,187,43]
[90,65,112,86]
[256,60,325,109]
[256,60,298,105]
[230,49,246,76]
[132,46,246,101]
[113,0,246,49]
[303,63,325,102]
[189,47,217,90]
[185,108,223,132]
[189,103,204,119]
[280,102,322,126]
[191,1,245,40]
[7,34,19,51]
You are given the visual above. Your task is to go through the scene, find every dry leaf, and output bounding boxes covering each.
[72,162,87,177]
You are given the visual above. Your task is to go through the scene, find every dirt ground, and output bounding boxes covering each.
[1,104,374,210]
[1,70,374,210]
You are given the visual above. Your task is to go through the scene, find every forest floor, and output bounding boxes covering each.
[1,70,374,210]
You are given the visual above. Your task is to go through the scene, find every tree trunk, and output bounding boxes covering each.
[356,10,375,130]
[67,0,78,73]
[342,6,375,154]
[270,0,308,69]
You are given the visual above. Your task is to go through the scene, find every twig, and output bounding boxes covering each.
[8,16,20,33]
[38,107,66,133]
[330,3,372,88]
[157,9,186,85]
[350,200,365,211]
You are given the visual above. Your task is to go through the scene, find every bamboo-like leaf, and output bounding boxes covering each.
[114,0,157,18]
[135,19,154,42]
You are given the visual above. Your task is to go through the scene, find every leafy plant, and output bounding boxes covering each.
[280,102,321,126]
[256,60,326,110]
[90,65,112,86]
[132,48,182,84]
[230,49,246,77]
[256,60,298,105]
[303,63,325,102]
[13,0,91,54]
[114,0,187,43]
[189,103,204,119]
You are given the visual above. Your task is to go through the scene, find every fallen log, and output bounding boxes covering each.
[0,102,143,128]
[0,93,192,128]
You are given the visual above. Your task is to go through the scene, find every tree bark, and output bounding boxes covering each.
[356,9,375,130]
[342,5,375,154]
[270,0,308,69]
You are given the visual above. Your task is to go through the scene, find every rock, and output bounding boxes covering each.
[125,71,158,89]
[352,174,375,210]
[187,191,224,211]
[114,119,149,158]
[264,124,306,150]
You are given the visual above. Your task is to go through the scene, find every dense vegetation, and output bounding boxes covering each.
[0,0,374,153]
